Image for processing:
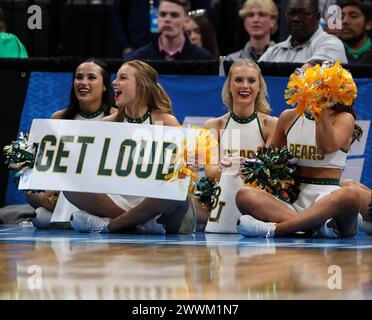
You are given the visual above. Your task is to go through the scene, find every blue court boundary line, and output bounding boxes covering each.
[1,226,372,251]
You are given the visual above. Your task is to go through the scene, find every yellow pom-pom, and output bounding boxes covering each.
[285,61,357,120]
[165,126,219,197]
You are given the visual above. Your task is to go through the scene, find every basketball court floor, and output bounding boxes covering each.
[1,225,372,300]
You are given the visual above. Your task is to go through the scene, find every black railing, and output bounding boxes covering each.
[1,0,119,57]
[1,57,372,78]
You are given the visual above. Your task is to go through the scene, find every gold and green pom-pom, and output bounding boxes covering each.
[194,176,221,210]
[240,146,300,203]
[3,132,38,185]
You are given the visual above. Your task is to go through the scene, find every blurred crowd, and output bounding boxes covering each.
[1,0,372,63]
[109,0,372,64]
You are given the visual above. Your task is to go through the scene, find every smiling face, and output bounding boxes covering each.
[158,1,187,39]
[73,62,105,111]
[229,65,261,109]
[112,64,137,109]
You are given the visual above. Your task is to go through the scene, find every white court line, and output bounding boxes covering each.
[273,243,350,248]
[68,239,360,249]
[0,236,192,245]
[0,234,369,250]
[74,238,169,244]
[0,236,81,242]
[0,227,26,233]
[0,235,350,247]
[340,245,372,249]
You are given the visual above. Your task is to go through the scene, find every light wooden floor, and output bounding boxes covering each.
[1,227,372,300]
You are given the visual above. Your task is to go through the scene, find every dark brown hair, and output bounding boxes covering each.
[187,14,219,59]
[339,0,372,21]
[306,60,363,144]
[159,0,191,14]
[63,59,114,119]
[332,104,363,144]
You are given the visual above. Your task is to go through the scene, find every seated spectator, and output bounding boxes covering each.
[184,9,220,59]
[227,0,278,61]
[339,0,372,64]
[0,6,28,58]
[259,0,348,63]
[130,0,213,60]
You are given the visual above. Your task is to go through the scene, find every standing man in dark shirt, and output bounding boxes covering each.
[130,0,213,60]
[339,0,372,64]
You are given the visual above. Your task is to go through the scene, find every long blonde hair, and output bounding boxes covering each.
[115,60,173,122]
[221,59,271,114]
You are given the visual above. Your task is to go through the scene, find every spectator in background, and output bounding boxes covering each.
[0,6,28,58]
[259,0,348,63]
[339,0,372,63]
[227,0,278,61]
[130,0,213,60]
[112,0,159,58]
[184,9,220,59]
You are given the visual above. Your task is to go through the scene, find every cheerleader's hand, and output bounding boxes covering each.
[220,155,233,169]
[23,190,58,212]
[186,163,198,174]
[220,154,243,176]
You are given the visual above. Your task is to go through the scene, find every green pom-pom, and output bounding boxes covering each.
[240,146,300,203]
[194,176,221,210]
[3,132,38,185]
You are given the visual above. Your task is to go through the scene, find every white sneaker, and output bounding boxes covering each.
[236,215,276,238]
[70,210,110,233]
[358,214,372,234]
[313,218,340,239]
[136,216,166,235]
[32,207,53,229]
